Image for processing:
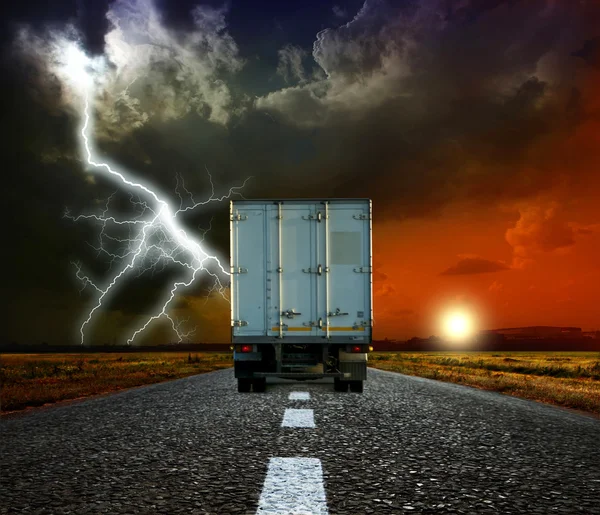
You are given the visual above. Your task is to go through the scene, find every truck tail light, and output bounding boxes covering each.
[240,344,253,353]
[347,344,371,353]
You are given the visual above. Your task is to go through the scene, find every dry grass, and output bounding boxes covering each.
[369,351,600,415]
[0,352,232,413]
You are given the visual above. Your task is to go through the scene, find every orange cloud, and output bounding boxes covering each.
[373,259,397,298]
[375,283,397,298]
[488,281,503,293]
[505,201,579,268]
[440,255,510,276]
[573,223,600,236]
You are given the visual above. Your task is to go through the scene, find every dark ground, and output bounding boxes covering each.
[1,368,599,514]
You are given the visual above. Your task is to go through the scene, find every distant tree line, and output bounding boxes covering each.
[0,342,232,353]
[372,335,599,352]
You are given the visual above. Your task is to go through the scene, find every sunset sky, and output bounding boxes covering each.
[2,0,599,344]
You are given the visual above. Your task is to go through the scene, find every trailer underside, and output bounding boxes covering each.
[233,342,368,393]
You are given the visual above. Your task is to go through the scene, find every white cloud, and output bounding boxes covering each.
[332,5,348,19]
[14,0,244,140]
[256,0,572,128]
[276,45,308,84]
[256,0,426,126]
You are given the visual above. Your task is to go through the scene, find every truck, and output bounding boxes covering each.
[230,198,373,393]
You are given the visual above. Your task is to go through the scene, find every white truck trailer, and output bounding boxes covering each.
[230,199,373,393]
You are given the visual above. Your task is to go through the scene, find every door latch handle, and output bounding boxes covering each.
[282,309,302,319]
[328,308,348,317]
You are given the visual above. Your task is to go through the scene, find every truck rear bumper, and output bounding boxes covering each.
[253,372,349,379]
[234,352,262,361]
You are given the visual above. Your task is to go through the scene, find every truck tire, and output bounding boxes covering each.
[349,380,364,393]
[237,379,251,392]
[253,378,266,393]
[334,378,348,392]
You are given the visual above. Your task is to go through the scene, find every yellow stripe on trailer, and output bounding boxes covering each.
[269,326,366,332]
[326,327,365,331]
[270,327,312,332]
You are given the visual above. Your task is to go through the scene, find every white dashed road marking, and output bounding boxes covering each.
[282,408,315,428]
[289,392,311,401]
[256,457,328,515]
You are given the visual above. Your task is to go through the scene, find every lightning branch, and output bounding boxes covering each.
[64,54,250,345]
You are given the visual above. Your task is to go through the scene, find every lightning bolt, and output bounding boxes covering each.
[63,48,250,345]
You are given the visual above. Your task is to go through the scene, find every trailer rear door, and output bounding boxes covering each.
[230,199,372,343]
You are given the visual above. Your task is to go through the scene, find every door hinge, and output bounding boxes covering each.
[353,214,370,220]
[230,213,248,221]
[302,211,327,222]
[303,264,329,275]
[353,266,371,273]
[232,320,248,327]
[230,267,248,274]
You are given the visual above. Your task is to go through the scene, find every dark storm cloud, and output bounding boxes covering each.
[255,0,600,219]
[12,0,600,222]
[74,0,112,54]
[5,0,600,342]
[572,37,600,70]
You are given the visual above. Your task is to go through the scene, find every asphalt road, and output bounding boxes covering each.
[1,368,599,514]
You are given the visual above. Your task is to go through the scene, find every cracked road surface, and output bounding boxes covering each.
[2,367,599,514]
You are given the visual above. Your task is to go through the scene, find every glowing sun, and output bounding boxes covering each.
[442,311,475,341]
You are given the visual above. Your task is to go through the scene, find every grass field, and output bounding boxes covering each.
[2,351,599,416]
[368,351,600,415]
[0,352,232,413]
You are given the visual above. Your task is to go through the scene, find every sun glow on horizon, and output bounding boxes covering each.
[441,310,476,341]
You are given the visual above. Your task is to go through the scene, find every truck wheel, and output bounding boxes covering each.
[237,379,251,393]
[349,381,364,393]
[253,378,266,393]
[334,378,348,392]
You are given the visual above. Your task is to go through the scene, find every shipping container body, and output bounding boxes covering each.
[230,199,372,392]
